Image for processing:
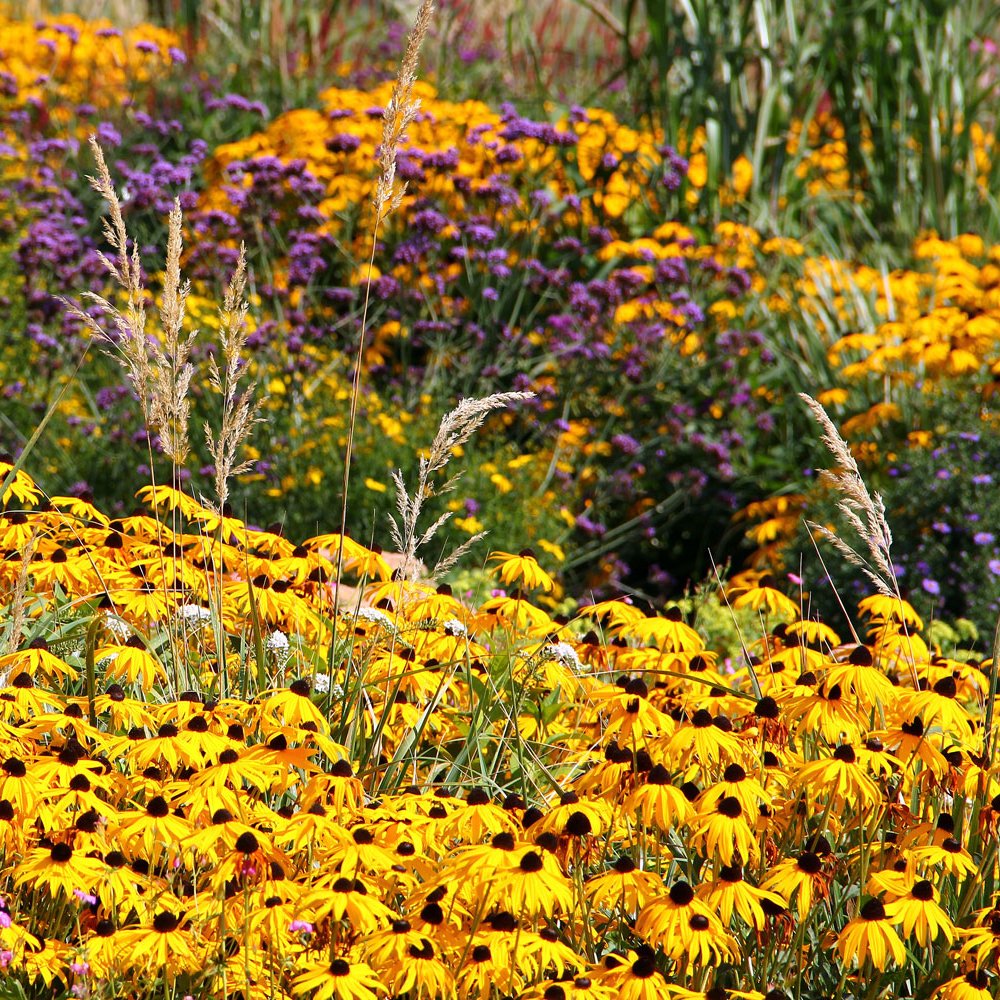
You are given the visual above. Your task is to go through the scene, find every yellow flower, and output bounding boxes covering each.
[837,898,906,970]
[489,549,555,592]
[292,957,386,1000]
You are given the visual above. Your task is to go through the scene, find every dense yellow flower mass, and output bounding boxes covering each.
[1,462,999,996]
[0,13,180,107]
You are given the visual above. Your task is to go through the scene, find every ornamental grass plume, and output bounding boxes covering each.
[799,392,896,597]
[336,0,435,610]
[69,137,194,471]
[389,391,533,582]
[203,243,262,515]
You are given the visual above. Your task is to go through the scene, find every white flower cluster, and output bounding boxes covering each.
[266,630,290,660]
[353,607,395,629]
[443,618,468,637]
[177,605,213,627]
[313,673,344,698]
[543,641,582,672]
[102,611,132,640]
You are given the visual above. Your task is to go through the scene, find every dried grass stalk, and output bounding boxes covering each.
[800,392,896,597]
[374,0,435,224]
[334,0,435,613]
[66,138,195,468]
[203,244,263,512]
[389,392,533,581]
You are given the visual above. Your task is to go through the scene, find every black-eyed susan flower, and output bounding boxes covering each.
[301,877,395,935]
[329,825,400,878]
[585,856,663,913]
[489,549,555,592]
[433,787,519,843]
[689,795,759,865]
[858,594,924,631]
[531,790,613,839]
[837,897,905,970]
[619,607,704,652]
[697,864,786,930]
[791,744,883,811]
[520,926,586,979]
[0,672,64,720]
[662,708,743,765]
[635,881,715,949]
[594,677,673,744]
[361,918,434,967]
[697,762,770,816]
[824,644,895,707]
[783,682,865,742]
[292,956,386,1000]
[899,674,975,740]
[728,574,798,620]
[0,639,78,684]
[384,937,455,997]
[116,794,192,864]
[956,904,1000,968]
[624,762,693,830]
[491,847,575,917]
[455,942,524,1000]
[880,714,949,776]
[760,851,832,920]
[0,756,43,813]
[261,678,330,730]
[447,830,521,888]
[118,909,205,975]
[14,841,105,900]
[599,949,669,1000]
[883,878,955,946]
[907,837,978,880]
[932,970,994,1000]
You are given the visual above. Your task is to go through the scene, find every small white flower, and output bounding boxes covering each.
[314,672,331,693]
[443,618,468,637]
[266,630,289,652]
[544,642,581,671]
[178,604,213,626]
[354,607,394,628]
[102,611,132,640]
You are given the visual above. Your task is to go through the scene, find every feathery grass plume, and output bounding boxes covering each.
[66,137,195,469]
[374,0,435,225]
[389,391,533,582]
[335,0,435,615]
[799,392,896,597]
[203,244,262,513]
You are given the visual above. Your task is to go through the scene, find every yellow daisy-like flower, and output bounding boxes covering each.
[14,842,104,900]
[791,744,883,811]
[116,911,203,975]
[292,957,386,1000]
[688,796,760,865]
[761,851,832,921]
[932,970,995,1000]
[489,549,555,592]
[696,864,786,930]
[728,574,799,620]
[491,848,575,917]
[883,878,955,946]
[837,898,906,970]
[857,594,924,631]
[585,856,664,913]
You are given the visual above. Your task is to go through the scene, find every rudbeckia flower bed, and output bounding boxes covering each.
[3,6,1000,995]
[1,462,999,1000]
